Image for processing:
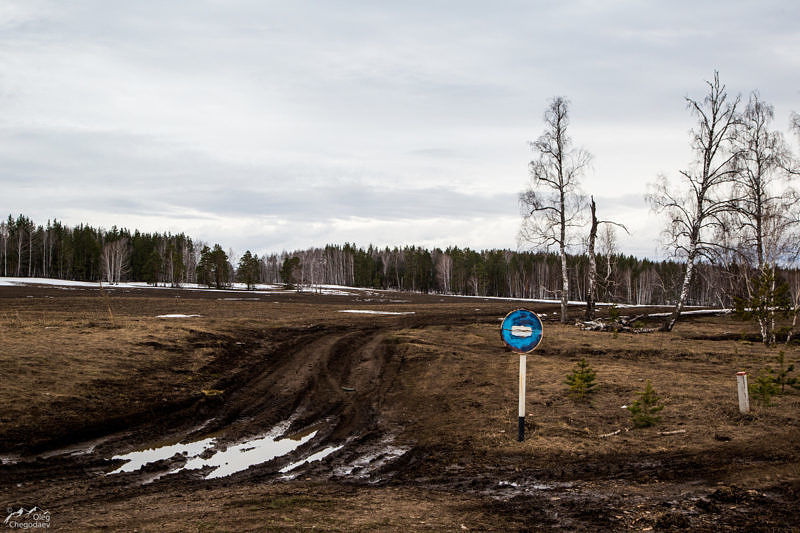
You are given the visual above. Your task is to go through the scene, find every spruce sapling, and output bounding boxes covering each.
[749,368,779,406]
[565,357,597,402]
[628,379,663,428]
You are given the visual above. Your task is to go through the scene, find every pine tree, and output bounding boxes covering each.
[280,256,300,289]
[237,250,260,290]
[565,357,597,402]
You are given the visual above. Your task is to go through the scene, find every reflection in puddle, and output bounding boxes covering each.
[183,430,317,479]
[109,438,215,474]
[280,445,344,476]
[0,454,20,465]
[107,421,317,480]
[334,438,409,478]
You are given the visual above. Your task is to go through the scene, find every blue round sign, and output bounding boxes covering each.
[500,309,543,353]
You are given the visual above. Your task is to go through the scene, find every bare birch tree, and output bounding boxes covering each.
[520,97,589,323]
[729,93,799,344]
[101,238,129,284]
[646,71,740,331]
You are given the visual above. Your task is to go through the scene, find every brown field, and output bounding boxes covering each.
[1,283,799,531]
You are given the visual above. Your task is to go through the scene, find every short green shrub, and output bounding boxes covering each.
[749,368,779,406]
[565,357,597,402]
[628,380,663,428]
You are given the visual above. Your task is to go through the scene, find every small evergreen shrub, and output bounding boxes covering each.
[565,357,597,402]
[749,368,779,406]
[774,351,799,394]
[628,380,663,428]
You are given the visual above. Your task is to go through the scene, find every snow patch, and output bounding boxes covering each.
[338,310,415,316]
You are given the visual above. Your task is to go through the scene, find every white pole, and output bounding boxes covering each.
[736,371,749,414]
[518,353,527,441]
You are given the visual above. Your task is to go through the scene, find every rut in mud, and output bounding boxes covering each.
[108,322,414,483]
[2,287,799,531]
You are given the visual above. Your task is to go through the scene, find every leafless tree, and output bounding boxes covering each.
[729,93,800,344]
[646,71,740,331]
[0,221,7,276]
[732,93,798,269]
[585,196,628,320]
[435,252,453,294]
[519,97,590,323]
[101,238,129,284]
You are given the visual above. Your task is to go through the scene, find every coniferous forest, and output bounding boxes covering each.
[3,213,798,308]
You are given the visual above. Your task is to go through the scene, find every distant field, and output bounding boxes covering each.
[1,283,798,531]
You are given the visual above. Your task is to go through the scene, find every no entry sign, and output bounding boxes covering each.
[500,309,543,442]
[500,309,543,353]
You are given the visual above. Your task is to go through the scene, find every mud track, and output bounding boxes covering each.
[2,287,798,531]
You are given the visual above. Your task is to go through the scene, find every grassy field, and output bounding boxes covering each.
[1,283,798,531]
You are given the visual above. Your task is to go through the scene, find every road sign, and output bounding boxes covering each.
[500,309,544,442]
[500,309,543,353]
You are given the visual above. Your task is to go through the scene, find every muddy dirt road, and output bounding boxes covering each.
[1,283,798,531]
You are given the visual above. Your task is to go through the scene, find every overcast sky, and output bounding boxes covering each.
[1,1,798,259]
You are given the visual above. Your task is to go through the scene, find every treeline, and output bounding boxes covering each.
[5,214,796,307]
[0,215,199,286]
[263,244,756,307]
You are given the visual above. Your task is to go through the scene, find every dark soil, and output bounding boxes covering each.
[1,283,798,531]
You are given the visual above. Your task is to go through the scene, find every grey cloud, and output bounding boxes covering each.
[1,1,798,256]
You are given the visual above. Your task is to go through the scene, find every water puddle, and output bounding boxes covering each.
[107,420,318,480]
[492,479,575,499]
[109,438,215,474]
[0,454,20,465]
[38,435,116,460]
[279,444,344,477]
[182,429,317,479]
[334,437,409,479]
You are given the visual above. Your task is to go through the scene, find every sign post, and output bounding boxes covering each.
[736,371,749,414]
[500,309,544,442]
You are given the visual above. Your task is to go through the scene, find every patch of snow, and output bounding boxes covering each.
[338,310,415,315]
[646,308,732,317]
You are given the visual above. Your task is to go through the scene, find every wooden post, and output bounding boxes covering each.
[518,354,527,441]
[736,371,749,414]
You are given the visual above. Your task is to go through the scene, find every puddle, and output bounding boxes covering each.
[492,479,575,499]
[38,435,114,459]
[109,438,215,474]
[182,429,317,479]
[0,454,20,465]
[334,437,409,478]
[107,420,319,480]
[280,444,344,476]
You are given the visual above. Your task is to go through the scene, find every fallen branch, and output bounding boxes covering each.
[659,429,687,436]
[576,317,657,334]
[599,429,622,438]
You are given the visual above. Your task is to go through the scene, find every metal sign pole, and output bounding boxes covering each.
[500,309,543,444]
[518,353,527,441]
